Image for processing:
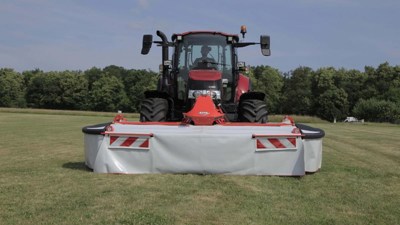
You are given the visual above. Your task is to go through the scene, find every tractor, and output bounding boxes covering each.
[139,26,271,124]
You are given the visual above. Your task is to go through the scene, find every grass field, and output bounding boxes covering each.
[0,110,399,225]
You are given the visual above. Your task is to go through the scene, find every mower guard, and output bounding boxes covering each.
[83,120,324,175]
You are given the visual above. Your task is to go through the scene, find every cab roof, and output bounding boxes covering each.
[172,31,239,42]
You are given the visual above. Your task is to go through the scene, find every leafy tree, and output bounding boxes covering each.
[57,71,88,110]
[22,68,43,87]
[84,67,102,90]
[84,66,158,113]
[281,67,313,115]
[362,62,400,102]
[89,74,130,112]
[103,65,128,80]
[26,71,88,109]
[311,67,349,121]
[250,65,283,113]
[0,68,26,107]
[311,67,336,94]
[353,98,400,123]
[383,64,400,104]
[374,62,395,99]
[26,72,61,108]
[334,68,366,112]
[315,87,349,121]
[123,69,158,112]
[360,66,379,100]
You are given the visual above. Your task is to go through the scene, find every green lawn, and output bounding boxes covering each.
[0,111,399,225]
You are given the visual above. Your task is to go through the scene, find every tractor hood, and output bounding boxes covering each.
[189,70,222,81]
[187,70,223,100]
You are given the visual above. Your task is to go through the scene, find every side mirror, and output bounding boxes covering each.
[260,35,270,56]
[141,35,153,55]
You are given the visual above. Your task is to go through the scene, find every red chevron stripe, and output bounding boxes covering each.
[120,137,138,147]
[288,138,296,146]
[257,139,266,149]
[269,138,285,148]
[139,139,149,148]
[110,136,118,145]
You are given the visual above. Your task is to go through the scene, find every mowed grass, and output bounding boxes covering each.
[0,111,399,225]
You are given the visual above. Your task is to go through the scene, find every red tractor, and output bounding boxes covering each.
[140,27,271,124]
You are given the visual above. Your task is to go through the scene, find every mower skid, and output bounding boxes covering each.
[83,122,324,175]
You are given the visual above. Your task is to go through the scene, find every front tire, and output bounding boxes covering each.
[238,99,268,123]
[140,98,168,122]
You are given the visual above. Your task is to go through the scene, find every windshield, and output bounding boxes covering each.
[176,34,232,72]
[174,34,234,101]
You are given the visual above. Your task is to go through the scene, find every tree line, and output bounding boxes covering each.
[0,63,399,123]
[0,65,158,113]
[249,62,400,123]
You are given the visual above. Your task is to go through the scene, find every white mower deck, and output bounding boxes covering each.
[82,119,324,175]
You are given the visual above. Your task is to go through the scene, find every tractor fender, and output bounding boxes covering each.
[144,90,171,99]
[235,74,250,101]
[239,91,266,102]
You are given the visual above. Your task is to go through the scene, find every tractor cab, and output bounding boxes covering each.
[140,28,270,122]
[172,32,237,107]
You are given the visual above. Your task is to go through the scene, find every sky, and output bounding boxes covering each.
[1,0,399,73]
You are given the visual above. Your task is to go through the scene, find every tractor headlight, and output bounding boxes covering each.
[192,90,202,98]
[188,90,221,100]
[209,91,217,99]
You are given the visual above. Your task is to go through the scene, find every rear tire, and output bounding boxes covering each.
[140,98,168,122]
[238,99,268,123]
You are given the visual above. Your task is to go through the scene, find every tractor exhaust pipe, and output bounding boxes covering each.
[156,30,170,92]
[156,30,169,62]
